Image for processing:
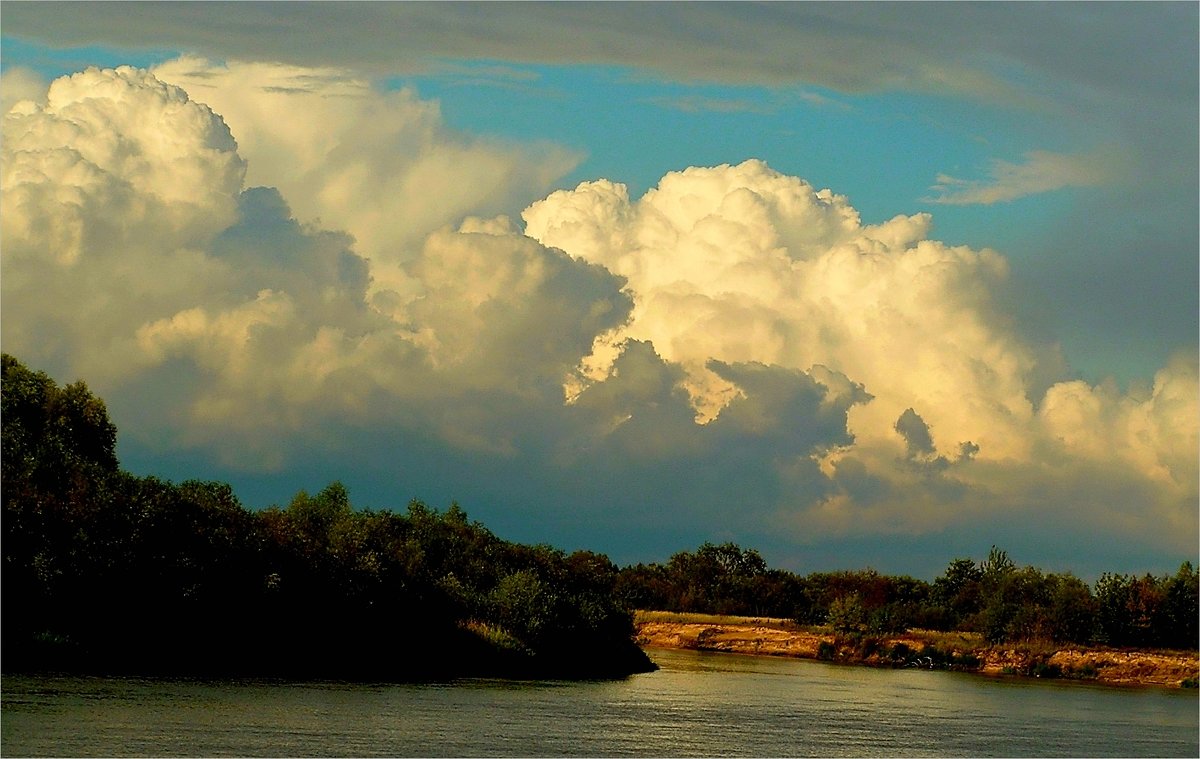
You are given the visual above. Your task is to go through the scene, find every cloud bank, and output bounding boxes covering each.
[2,63,1194,574]
[6,3,1194,107]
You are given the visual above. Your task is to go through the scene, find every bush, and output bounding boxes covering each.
[1029,659,1062,678]
[909,643,981,671]
[855,636,882,659]
[954,652,982,669]
[888,642,912,664]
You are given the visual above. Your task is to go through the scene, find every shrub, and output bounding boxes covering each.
[462,620,529,654]
[860,636,885,659]
[695,627,719,648]
[888,642,912,664]
[953,652,982,669]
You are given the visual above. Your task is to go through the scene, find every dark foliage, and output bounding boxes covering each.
[616,540,1198,650]
[1,355,654,680]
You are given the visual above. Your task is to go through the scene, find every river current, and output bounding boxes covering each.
[3,648,1197,757]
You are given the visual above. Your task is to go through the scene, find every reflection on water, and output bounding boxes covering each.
[3,648,1196,757]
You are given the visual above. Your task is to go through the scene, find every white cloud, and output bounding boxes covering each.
[0,66,622,469]
[927,150,1116,205]
[523,159,1198,550]
[149,57,581,301]
[524,160,1035,456]
[406,217,632,392]
[1037,352,1198,494]
[1,65,246,382]
[1,66,48,115]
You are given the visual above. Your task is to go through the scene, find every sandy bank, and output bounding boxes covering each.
[634,615,1199,688]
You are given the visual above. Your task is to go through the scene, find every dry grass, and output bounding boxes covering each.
[901,628,986,650]
[634,610,812,632]
[460,619,527,653]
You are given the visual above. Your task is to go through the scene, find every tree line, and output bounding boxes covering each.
[3,353,1195,685]
[616,541,1198,649]
[1,354,654,679]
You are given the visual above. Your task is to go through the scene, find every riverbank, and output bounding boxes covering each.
[634,611,1199,688]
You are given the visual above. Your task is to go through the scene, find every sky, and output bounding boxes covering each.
[1,2,1196,579]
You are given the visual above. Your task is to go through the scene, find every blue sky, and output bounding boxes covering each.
[1,3,1196,578]
[399,53,1084,238]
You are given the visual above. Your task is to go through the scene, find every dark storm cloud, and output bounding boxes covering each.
[4,2,1193,104]
[894,408,936,459]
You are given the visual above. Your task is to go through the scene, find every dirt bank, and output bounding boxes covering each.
[634,613,1199,688]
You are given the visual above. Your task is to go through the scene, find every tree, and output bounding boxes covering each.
[828,593,868,637]
[490,570,553,646]
[664,542,769,614]
[1045,574,1098,644]
[932,557,983,628]
[980,546,1015,587]
[1161,562,1199,649]
[3,355,124,663]
[1095,572,1134,645]
[1,354,118,487]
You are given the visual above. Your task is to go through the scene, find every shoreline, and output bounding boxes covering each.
[634,613,1199,689]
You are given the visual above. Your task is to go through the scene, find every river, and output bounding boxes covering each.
[3,648,1196,757]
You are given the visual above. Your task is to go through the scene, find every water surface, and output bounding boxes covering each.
[3,649,1196,756]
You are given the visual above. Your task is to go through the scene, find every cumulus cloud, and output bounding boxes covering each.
[0,66,620,469]
[523,160,1198,551]
[1,66,246,380]
[524,161,1034,456]
[927,150,1117,205]
[149,56,581,300]
[407,217,631,393]
[1,66,48,115]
